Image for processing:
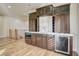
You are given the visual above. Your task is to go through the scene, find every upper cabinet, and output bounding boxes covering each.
[29,4,70,33]
[29,12,37,20]
[36,5,53,16]
[36,4,70,16]
[29,12,37,31]
[54,4,70,15]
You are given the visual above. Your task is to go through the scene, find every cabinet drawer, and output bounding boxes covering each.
[42,34,47,49]
[36,37,43,48]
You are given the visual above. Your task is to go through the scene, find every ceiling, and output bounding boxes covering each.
[0,3,67,17]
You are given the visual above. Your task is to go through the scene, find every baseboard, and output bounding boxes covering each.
[0,36,8,39]
[73,49,79,56]
[76,50,79,56]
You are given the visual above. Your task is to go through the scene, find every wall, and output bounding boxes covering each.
[0,17,5,37]
[8,17,29,38]
[70,3,79,54]
[8,18,27,30]
[77,4,79,55]
[0,16,29,38]
[20,15,29,31]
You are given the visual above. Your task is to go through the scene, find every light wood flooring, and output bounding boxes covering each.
[0,38,65,56]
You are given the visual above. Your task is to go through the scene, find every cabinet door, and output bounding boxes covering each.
[32,19,36,31]
[29,12,37,31]
[60,14,70,33]
[36,34,43,48]
[55,14,70,33]
[37,8,42,16]
[36,5,53,16]
[55,15,61,33]
[44,5,53,15]
[31,34,36,46]
[29,18,33,31]
[42,34,47,49]
[25,33,32,44]
[54,4,70,15]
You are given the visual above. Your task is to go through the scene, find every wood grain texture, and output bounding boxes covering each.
[55,14,70,33]
[0,38,65,56]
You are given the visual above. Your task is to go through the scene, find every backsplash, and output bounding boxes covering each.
[39,16,52,32]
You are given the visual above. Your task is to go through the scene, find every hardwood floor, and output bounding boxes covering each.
[0,38,65,56]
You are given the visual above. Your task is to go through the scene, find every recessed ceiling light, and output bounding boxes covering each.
[24,13,26,15]
[23,13,28,16]
[8,6,12,8]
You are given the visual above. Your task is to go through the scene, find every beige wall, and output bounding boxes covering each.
[0,16,9,37]
[20,15,29,31]
[0,17,5,37]
[77,4,79,55]
[0,16,29,38]
[70,3,79,54]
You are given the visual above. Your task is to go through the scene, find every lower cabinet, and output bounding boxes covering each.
[36,34,47,49]
[36,34,43,48]
[42,34,47,49]
[25,33,73,56]
[70,36,73,55]
[25,33,55,50]
[31,33,36,46]
[25,37,32,44]
[25,33,32,44]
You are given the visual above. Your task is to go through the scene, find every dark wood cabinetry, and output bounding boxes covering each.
[42,34,47,49]
[36,34,47,48]
[55,14,70,33]
[54,4,70,33]
[54,4,70,15]
[25,33,55,50]
[29,4,70,33]
[25,33,32,44]
[31,33,36,46]
[25,32,73,56]
[36,34,43,48]
[29,12,37,31]
[30,34,47,49]
[36,5,53,16]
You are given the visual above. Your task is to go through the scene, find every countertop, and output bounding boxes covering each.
[25,31,74,36]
